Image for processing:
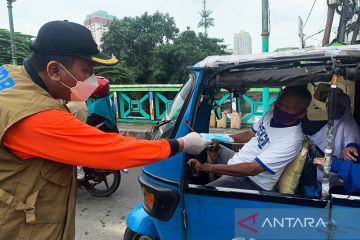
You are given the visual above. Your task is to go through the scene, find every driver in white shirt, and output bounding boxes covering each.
[188,86,312,191]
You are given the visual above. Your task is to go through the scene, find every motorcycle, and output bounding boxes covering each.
[77,167,128,197]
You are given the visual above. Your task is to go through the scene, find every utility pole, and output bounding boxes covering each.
[261,0,270,53]
[322,0,339,46]
[261,0,270,114]
[298,16,305,48]
[7,0,17,65]
[202,0,207,35]
[198,0,214,36]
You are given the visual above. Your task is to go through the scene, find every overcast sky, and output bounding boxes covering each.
[0,0,340,53]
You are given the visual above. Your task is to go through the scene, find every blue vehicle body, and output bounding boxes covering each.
[125,46,360,240]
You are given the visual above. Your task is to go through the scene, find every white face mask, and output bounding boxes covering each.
[59,63,99,101]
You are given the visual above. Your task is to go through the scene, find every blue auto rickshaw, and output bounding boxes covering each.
[124,46,360,240]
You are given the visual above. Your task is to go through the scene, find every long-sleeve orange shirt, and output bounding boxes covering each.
[2,110,172,170]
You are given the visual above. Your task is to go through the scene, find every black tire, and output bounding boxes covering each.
[83,169,121,197]
[123,228,158,240]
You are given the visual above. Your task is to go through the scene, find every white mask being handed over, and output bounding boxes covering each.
[59,63,99,101]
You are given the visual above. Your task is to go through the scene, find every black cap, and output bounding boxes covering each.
[30,20,118,66]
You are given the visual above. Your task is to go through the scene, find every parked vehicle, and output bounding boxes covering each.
[124,46,360,240]
[78,167,127,197]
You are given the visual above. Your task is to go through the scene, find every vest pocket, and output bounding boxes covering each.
[16,204,68,240]
[37,162,73,215]
[39,162,73,202]
[40,161,73,187]
[35,204,67,223]
[16,162,75,239]
[18,163,71,240]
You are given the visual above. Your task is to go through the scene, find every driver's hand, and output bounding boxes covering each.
[187,159,212,174]
[207,141,220,152]
[187,159,201,176]
[188,159,201,171]
[207,149,218,164]
[212,140,220,148]
[343,147,358,161]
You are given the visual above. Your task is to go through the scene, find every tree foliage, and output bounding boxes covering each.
[95,65,135,84]
[102,11,179,84]
[1,11,227,85]
[0,29,33,65]
[101,12,228,84]
[151,28,228,84]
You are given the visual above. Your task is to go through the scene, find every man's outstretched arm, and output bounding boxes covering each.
[3,110,209,170]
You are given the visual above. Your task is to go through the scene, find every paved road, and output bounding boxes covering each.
[75,167,142,240]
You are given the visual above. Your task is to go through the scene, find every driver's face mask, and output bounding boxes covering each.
[58,63,98,101]
[273,104,301,124]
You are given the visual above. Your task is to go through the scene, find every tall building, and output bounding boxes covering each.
[233,31,252,55]
[84,10,114,48]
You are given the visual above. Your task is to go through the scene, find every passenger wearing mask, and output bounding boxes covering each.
[310,92,360,187]
[188,86,312,191]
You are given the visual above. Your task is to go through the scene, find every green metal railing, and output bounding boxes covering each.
[215,88,280,123]
[110,84,280,124]
[110,84,182,123]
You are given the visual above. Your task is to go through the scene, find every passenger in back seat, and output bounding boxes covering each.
[314,143,360,193]
[310,93,360,187]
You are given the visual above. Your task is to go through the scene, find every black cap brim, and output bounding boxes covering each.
[81,52,119,66]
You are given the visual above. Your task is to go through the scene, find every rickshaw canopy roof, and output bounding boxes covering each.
[193,45,360,89]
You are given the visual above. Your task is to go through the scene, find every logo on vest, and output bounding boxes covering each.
[0,66,16,91]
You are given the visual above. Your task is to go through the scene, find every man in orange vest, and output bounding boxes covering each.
[0,21,210,240]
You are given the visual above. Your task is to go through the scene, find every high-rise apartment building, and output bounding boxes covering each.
[84,10,114,48]
[233,31,252,55]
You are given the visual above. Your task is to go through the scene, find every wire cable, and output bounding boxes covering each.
[304,0,318,29]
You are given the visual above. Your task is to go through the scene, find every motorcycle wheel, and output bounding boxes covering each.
[123,228,158,240]
[83,169,121,197]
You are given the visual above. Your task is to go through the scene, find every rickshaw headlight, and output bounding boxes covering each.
[139,174,179,221]
[143,188,155,210]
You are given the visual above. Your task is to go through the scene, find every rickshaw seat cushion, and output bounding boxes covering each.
[277,140,310,194]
